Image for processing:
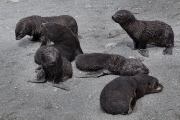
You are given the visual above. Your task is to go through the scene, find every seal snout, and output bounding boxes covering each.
[112,15,115,20]
[112,15,118,23]
[154,83,163,93]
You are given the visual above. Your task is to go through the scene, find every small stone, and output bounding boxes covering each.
[86,4,92,8]
[88,95,92,99]
[6,0,19,3]
[128,56,135,59]
[105,43,117,48]
[53,88,58,92]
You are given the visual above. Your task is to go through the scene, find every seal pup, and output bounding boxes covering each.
[75,53,149,78]
[100,74,163,115]
[40,22,83,62]
[112,10,174,57]
[15,15,78,41]
[28,45,72,91]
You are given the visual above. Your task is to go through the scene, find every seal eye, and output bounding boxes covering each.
[118,15,123,18]
[147,82,151,86]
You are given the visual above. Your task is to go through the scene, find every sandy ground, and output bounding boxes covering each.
[0,0,180,119]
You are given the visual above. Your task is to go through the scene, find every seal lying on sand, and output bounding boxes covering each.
[112,10,174,57]
[28,45,72,91]
[40,22,83,62]
[15,15,78,41]
[75,53,149,77]
[100,74,163,115]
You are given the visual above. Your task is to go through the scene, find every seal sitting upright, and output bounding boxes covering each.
[28,45,72,91]
[112,10,174,57]
[75,53,149,77]
[100,74,163,115]
[40,22,83,62]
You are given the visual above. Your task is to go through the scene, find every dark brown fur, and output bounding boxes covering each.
[15,15,78,41]
[100,74,163,115]
[112,10,174,57]
[75,53,149,77]
[28,45,72,91]
[40,22,83,62]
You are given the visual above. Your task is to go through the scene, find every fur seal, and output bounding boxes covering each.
[75,53,149,77]
[15,15,78,41]
[100,74,163,115]
[40,22,83,62]
[28,45,72,91]
[112,10,174,57]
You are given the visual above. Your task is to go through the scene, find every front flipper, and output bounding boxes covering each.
[28,79,47,83]
[77,69,111,78]
[138,49,149,57]
[30,37,40,41]
[163,47,172,55]
[35,65,42,72]
[127,44,137,50]
[127,41,138,50]
[52,82,70,91]
[28,69,47,83]
[128,92,136,114]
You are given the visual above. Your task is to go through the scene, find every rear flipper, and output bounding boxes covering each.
[138,49,149,57]
[77,69,111,78]
[52,82,70,91]
[35,65,42,72]
[163,47,172,55]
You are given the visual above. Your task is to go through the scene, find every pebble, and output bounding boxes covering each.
[105,43,117,48]
[6,0,19,3]
[86,4,92,8]
[53,88,58,92]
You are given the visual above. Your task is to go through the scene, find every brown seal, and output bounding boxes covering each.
[112,10,174,57]
[75,53,149,77]
[15,15,78,41]
[28,45,72,91]
[40,22,83,62]
[100,74,163,115]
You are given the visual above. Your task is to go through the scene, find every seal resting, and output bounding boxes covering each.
[112,10,174,57]
[40,22,83,62]
[75,53,149,77]
[100,74,163,115]
[28,45,72,91]
[15,15,78,41]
